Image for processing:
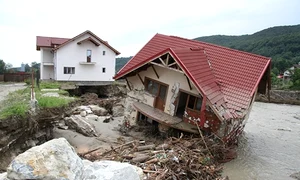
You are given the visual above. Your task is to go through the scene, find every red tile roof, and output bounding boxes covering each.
[36,36,69,50]
[36,30,120,55]
[114,34,271,119]
[53,30,120,55]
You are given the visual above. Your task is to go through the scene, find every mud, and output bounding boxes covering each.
[223,102,300,180]
[256,90,300,105]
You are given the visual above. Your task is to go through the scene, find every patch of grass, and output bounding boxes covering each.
[0,88,30,119]
[37,96,74,108]
[0,102,28,119]
[39,81,61,89]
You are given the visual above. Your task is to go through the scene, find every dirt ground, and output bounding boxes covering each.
[0,83,26,102]
[53,116,131,154]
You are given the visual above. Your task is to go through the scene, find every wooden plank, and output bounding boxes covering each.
[185,75,192,90]
[137,73,144,85]
[125,78,132,91]
[151,65,159,79]
[159,57,166,66]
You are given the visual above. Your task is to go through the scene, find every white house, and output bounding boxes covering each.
[36,30,120,82]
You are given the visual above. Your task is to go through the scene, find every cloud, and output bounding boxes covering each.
[0,0,299,66]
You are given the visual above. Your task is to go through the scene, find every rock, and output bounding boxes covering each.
[86,114,99,121]
[80,111,87,117]
[7,138,84,180]
[86,109,93,114]
[0,172,7,180]
[112,105,124,117]
[291,172,300,180]
[98,116,112,123]
[89,105,108,116]
[82,160,143,180]
[64,115,98,137]
[25,139,36,148]
[41,92,60,97]
[89,105,103,111]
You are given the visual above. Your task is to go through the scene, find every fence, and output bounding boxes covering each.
[3,73,32,82]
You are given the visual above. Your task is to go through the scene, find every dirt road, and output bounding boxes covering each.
[0,83,26,102]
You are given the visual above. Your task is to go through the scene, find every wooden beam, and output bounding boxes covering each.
[150,62,184,74]
[125,78,132,91]
[168,62,177,67]
[159,57,166,66]
[137,73,144,85]
[151,65,159,79]
[185,75,192,90]
[166,54,170,65]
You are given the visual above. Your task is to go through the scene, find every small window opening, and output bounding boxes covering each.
[103,51,106,55]
[87,50,92,62]
[102,67,106,73]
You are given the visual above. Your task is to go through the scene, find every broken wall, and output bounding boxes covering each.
[125,65,199,125]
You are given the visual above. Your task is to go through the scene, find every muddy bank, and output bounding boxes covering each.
[0,84,127,172]
[256,90,300,105]
[0,104,73,171]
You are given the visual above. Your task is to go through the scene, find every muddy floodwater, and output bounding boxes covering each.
[223,102,300,180]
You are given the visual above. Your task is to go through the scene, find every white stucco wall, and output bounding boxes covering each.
[125,65,201,125]
[55,34,116,81]
[40,48,54,80]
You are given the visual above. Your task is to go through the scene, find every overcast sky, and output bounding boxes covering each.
[0,0,299,67]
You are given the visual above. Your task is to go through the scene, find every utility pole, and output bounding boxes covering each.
[31,67,35,100]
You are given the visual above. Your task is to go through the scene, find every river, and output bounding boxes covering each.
[223,102,300,180]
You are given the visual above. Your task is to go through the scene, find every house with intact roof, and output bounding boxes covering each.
[36,30,120,82]
[114,34,271,144]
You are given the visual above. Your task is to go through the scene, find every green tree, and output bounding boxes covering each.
[31,62,40,71]
[271,67,279,75]
[0,59,5,74]
[5,63,12,72]
[291,69,300,89]
[25,63,31,72]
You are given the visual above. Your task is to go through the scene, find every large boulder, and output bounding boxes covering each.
[89,105,108,116]
[82,160,143,180]
[7,138,83,180]
[64,115,98,137]
[0,172,7,180]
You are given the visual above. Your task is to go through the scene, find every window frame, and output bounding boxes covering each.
[87,50,92,62]
[144,77,168,99]
[63,67,75,74]
[186,94,203,112]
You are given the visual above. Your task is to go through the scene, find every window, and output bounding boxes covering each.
[187,94,203,111]
[145,79,159,96]
[103,51,106,55]
[102,67,106,73]
[64,67,75,74]
[87,50,92,62]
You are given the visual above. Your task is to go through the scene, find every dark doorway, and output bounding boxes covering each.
[176,91,188,118]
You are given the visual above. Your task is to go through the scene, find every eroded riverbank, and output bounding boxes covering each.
[223,102,300,180]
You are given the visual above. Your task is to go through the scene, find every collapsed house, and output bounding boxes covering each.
[114,34,271,144]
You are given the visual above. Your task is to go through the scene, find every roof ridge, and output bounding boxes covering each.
[169,35,271,60]
[36,36,70,39]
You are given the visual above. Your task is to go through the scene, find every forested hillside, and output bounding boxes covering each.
[195,25,300,74]
[116,25,300,84]
[115,56,132,73]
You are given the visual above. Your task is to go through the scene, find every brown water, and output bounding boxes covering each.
[223,102,300,180]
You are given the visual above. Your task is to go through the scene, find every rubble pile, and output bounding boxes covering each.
[83,135,230,180]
